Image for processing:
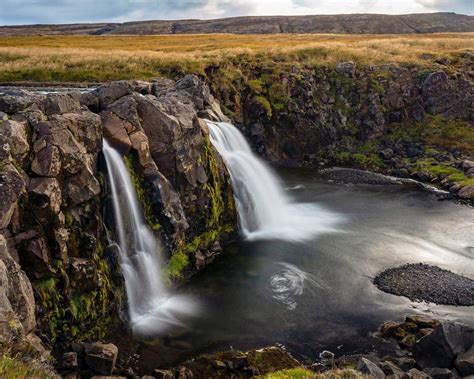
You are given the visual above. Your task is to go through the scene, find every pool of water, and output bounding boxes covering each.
[135,169,474,371]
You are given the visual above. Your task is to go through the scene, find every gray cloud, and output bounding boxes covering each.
[414,0,473,14]
[0,0,256,25]
[0,0,471,26]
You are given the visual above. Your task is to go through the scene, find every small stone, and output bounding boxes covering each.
[61,351,78,370]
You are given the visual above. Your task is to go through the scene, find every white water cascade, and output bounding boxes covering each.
[103,140,196,335]
[206,121,342,241]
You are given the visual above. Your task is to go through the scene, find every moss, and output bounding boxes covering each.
[255,96,273,118]
[249,79,264,93]
[165,135,236,281]
[412,158,474,187]
[123,153,161,232]
[0,356,57,379]
[261,368,366,378]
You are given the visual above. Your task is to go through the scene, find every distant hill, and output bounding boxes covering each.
[1,13,473,36]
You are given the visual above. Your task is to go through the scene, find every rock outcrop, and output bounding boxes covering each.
[0,76,236,363]
[209,53,474,200]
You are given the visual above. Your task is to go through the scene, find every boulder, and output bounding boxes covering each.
[455,345,474,376]
[423,367,456,379]
[0,93,31,114]
[85,342,118,375]
[379,361,404,377]
[413,321,474,368]
[406,315,440,329]
[458,185,474,199]
[405,368,430,378]
[356,358,386,379]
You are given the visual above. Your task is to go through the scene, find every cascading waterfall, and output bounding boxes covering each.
[206,121,342,241]
[103,140,196,335]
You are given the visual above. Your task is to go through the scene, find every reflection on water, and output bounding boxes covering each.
[136,170,474,372]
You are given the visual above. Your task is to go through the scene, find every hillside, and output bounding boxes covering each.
[0,12,473,36]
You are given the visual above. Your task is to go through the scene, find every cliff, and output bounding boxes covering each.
[207,52,474,200]
[0,76,236,363]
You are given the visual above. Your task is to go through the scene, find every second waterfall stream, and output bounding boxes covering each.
[103,140,196,335]
[206,121,342,241]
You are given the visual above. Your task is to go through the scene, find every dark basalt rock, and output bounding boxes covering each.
[373,263,474,306]
[413,321,474,369]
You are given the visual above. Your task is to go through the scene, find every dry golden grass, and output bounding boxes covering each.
[0,33,472,82]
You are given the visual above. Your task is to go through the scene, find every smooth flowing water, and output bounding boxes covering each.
[206,121,342,241]
[103,140,196,335]
[136,171,473,372]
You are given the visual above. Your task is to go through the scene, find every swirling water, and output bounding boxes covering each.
[206,121,343,241]
[103,140,196,335]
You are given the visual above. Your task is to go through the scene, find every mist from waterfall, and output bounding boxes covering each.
[206,121,342,241]
[103,140,196,335]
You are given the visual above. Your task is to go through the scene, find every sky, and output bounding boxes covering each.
[0,0,472,25]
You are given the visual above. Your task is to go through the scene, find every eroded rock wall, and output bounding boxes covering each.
[209,53,474,199]
[0,76,236,354]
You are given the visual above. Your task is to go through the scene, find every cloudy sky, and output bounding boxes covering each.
[0,0,472,25]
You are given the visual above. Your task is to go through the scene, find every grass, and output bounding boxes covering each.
[0,356,58,379]
[0,33,472,82]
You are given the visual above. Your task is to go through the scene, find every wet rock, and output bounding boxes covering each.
[101,111,132,154]
[413,321,474,368]
[406,315,440,329]
[85,342,119,375]
[336,61,356,76]
[455,345,474,376]
[356,357,386,379]
[424,367,456,379]
[384,357,416,371]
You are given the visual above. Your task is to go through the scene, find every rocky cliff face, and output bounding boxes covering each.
[209,52,474,199]
[0,76,236,358]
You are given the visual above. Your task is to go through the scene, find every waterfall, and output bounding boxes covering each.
[206,121,342,241]
[103,140,196,335]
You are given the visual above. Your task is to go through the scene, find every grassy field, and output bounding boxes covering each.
[0,33,472,82]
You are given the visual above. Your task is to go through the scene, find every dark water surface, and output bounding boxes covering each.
[137,169,474,371]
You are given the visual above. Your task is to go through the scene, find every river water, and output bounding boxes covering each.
[136,169,474,371]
